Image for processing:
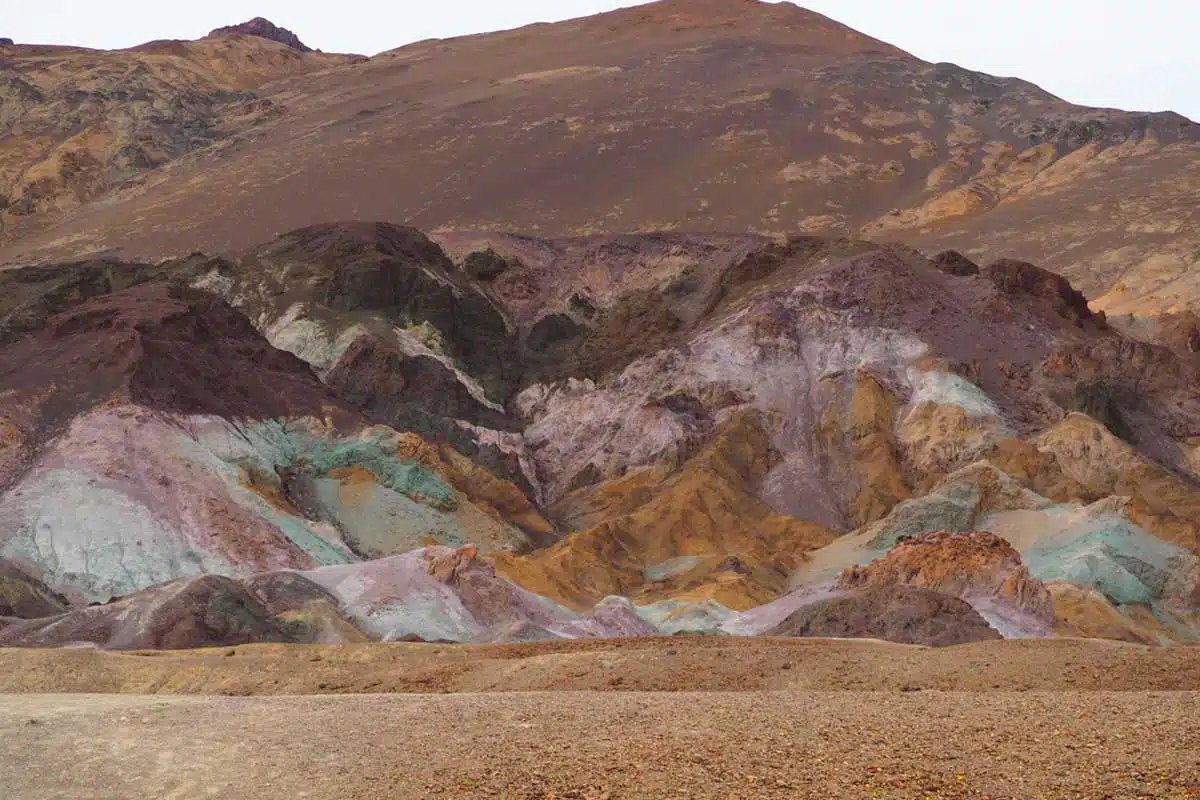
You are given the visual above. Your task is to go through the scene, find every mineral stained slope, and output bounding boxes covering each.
[0,1,1197,651]
[0,222,1196,647]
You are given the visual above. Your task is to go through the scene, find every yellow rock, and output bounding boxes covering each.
[495,409,834,610]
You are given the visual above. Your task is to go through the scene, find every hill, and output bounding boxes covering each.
[0,0,1195,317]
[0,224,1196,648]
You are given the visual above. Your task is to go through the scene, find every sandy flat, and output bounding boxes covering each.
[2,638,1199,799]
[2,691,1198,799]
[1,637,1199,694]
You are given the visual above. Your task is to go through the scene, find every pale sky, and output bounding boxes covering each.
[5,0,1198,121]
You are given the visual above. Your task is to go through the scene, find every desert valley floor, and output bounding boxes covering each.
[2,638,1199,799]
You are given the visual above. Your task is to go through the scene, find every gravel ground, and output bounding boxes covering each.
[1,637,1198,694]
[2,638,1198,799]
[2,691,1198,799]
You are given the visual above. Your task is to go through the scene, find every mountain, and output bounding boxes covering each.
[0,24,357,246]
[0,223,1196,647]
[0,1,1197,651]
[0,0,1196,320]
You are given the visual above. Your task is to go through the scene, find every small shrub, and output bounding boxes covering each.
[402,318,448,355]
[568,293,597,319]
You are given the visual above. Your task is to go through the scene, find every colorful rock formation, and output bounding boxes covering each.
[0,222,1196,648]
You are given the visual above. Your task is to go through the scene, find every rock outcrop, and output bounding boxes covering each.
[208,18,312,52]
[767,584,1003,647]
[984,259,1099,327]
[932,250,980,277]
[838,531,1055,624]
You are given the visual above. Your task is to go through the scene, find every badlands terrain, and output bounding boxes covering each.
[0,0,1198,797]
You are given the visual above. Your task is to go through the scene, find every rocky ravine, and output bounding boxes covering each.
[0,0,1195,321]
[0,222,1196,649]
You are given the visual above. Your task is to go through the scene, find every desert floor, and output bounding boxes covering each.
[2,637,1198,799]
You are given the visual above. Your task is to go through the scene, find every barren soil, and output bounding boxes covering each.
[2,691,1198,799]
[1,637,1199,694]
[1,638,1198,798]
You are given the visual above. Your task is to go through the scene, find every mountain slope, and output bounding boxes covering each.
[0,0,1194,317]
[0,30,356,244]
[0,223,1195,645]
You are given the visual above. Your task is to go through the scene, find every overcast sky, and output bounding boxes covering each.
[5,0,1198,120]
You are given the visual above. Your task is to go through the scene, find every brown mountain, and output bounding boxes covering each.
[0,30,356,245]
[0,0,1195,318]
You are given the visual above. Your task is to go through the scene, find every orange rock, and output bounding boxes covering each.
[496,409,835,610]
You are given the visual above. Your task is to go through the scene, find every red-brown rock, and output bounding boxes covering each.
[767,584,1002,647]
[839,530,1055,622]
[984,259,1097,326]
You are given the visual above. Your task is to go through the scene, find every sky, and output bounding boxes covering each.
[4,0,1198,121]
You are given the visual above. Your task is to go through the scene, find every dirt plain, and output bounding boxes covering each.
[1,637,1198,799]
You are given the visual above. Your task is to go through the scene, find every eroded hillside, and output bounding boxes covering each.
[0,224,1196,648]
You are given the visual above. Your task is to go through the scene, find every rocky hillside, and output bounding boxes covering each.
[0,26,355,245]
[0,1,1196,651]
[0,0,1195,319]
[0,223,1196,648]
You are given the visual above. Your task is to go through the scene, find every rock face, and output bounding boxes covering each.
[0,282,349,442]
[767,584,1003,647]
[208,18,312,52]
[494,410,835,611]
[0,278,540,607]
[0,0,1194,323]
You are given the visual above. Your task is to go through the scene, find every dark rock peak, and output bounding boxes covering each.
[0,38,14,47]
[932,250,980,277]
[208,18,311,52]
